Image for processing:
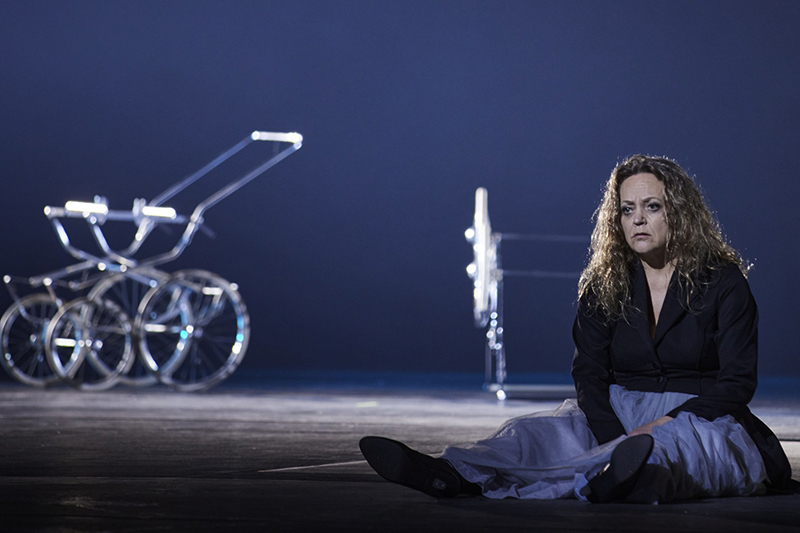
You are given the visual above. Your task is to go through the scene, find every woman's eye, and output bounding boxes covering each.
[621,206,632,215]
[647,203,661,211]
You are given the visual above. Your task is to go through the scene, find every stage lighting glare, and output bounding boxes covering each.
[251,131,303,144]
[55,338,76,348]
[142,205,177,219]
[65,201,109,215]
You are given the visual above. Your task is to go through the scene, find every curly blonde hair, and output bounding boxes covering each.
[578,154,745,320]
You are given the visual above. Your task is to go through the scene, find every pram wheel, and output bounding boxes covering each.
[45,298,134,391]
[88,273,160,387]
[136,269,249,391]
[0,294,62,387]
[466,188,498,328]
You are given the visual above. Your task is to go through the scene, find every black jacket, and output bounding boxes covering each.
[571,261,792,488]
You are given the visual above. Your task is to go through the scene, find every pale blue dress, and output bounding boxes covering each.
[441,386,766,503]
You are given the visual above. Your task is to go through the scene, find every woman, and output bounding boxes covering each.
[360,155,792,503]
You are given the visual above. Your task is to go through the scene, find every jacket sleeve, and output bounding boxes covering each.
[571,297,627,444]
[666,265,759,420]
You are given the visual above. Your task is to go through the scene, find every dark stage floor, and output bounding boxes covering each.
[0,371,798,532]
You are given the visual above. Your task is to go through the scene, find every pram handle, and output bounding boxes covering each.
[149,131,302,208]
[139,132,302,267]
[39,131,302,270]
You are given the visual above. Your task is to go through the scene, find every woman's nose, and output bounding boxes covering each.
[633,210,645,224]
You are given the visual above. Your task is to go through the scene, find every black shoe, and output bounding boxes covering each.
[359,436,462,498]
[581,434,654,503]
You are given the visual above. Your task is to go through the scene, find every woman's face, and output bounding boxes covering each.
[619,173,670,263]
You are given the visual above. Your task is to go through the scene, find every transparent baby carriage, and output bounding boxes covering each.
[0,131,302,392]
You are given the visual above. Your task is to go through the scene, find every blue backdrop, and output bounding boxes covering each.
[1,0,798,379]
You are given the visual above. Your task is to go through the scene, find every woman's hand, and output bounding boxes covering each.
[629,415,673,436]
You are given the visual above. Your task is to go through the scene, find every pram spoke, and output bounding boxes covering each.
[0,294,61,387]
[88,273,167,387]
[45,298,134,391]
[137,270,248,392]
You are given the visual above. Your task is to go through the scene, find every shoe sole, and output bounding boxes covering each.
[586,434,654,503]
[359,436,459,497]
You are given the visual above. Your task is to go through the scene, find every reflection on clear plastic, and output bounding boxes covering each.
[250,131,303,144]
[141,206,177,219]
[465,187,498,328]
[64,201,109,215]
[465,187,588,397]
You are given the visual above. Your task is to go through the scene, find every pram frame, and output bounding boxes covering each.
[1,131,302,390]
